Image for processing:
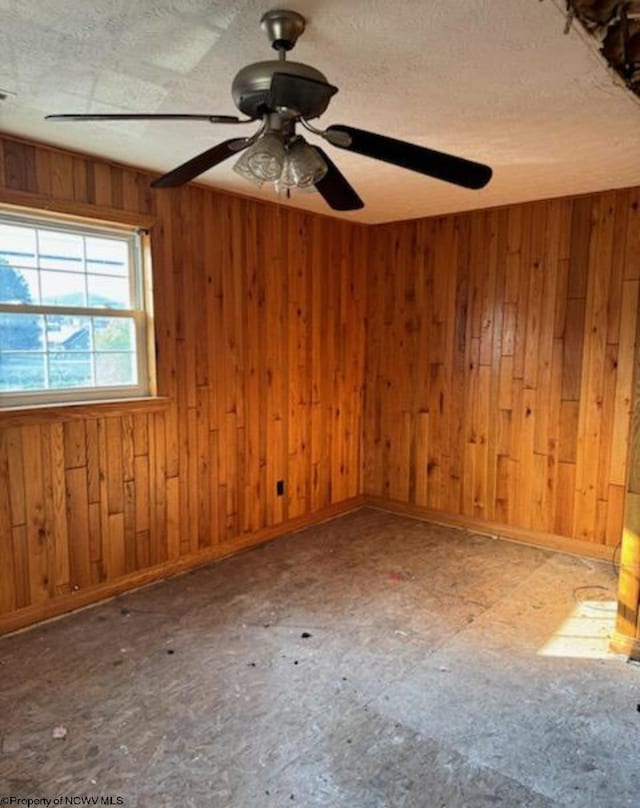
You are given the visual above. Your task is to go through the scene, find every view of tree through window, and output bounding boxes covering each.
[0,212,149,404]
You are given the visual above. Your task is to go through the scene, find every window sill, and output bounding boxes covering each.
[0,396,171,427]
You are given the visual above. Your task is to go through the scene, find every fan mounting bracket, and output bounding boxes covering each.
[261,9,306,52]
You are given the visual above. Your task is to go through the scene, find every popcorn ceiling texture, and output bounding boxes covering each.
[1,0,639,223]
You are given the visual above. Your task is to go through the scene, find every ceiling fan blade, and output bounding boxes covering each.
[313,147,364,211]
[269,72,337,118]
[46,113,247,123]
[151,138,249,188]
[324,125,492,190]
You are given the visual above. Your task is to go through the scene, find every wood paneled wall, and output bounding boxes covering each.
[364,191,640,548]
[612,326,640,656]
[0,135,367,633]
[2,132,639,634]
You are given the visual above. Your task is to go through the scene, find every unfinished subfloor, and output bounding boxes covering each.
[0,508,638,807]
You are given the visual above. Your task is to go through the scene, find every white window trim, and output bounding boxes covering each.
[0,207,155,408]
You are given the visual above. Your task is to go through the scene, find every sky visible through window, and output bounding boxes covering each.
[0,219,140,395]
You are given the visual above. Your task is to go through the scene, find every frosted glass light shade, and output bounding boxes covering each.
[280,140,327,188]
[233,133,285,184]
[232,148,265,186]
[233,133,327,192]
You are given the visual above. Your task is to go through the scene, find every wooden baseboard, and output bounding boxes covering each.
[610,631,640,659]
[0,495,365,637]
[1,494,619,637]
[364,496,616,562]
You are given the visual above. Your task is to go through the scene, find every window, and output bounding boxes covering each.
[0,208,153,407]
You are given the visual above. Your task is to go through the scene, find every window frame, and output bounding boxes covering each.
[0,206,155,408]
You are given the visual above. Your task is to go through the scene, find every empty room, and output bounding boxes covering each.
[1,1,640,805]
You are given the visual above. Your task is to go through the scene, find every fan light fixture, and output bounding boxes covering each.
[233,133,327,191]
[45,9,492,210]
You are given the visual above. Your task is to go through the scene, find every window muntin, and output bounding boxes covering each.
[0,210,151,406]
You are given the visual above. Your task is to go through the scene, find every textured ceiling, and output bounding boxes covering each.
[1,0,640,223]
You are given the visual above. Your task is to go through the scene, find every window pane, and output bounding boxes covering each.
[37,229,84,272]
[0,224,37,268]
[0,213,147,403]
[0,265,39,304]
[93,317,135,351]
[87,274,130,308]
[48,352,93,389]
[40,270,87,306]
[95,352,136,386]
[0,312,45,350]
[0,353,46,392]
[85,237,128,277]
[46,315,93,352]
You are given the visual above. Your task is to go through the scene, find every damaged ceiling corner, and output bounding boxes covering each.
[568,0,640,96]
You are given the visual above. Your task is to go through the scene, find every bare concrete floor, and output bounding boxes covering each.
[1,508,638,807]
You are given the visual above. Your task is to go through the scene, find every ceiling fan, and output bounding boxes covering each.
[46,9,493,212]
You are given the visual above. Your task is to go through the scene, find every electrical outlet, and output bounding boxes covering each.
[276,480,285,496]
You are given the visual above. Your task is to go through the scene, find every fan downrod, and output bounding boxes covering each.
[260,9,306,52]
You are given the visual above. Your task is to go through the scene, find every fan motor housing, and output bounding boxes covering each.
[232,60,331,119]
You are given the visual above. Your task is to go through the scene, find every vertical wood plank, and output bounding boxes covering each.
[363,186,639,551]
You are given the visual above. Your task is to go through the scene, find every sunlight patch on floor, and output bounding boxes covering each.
[538,598,618,659]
